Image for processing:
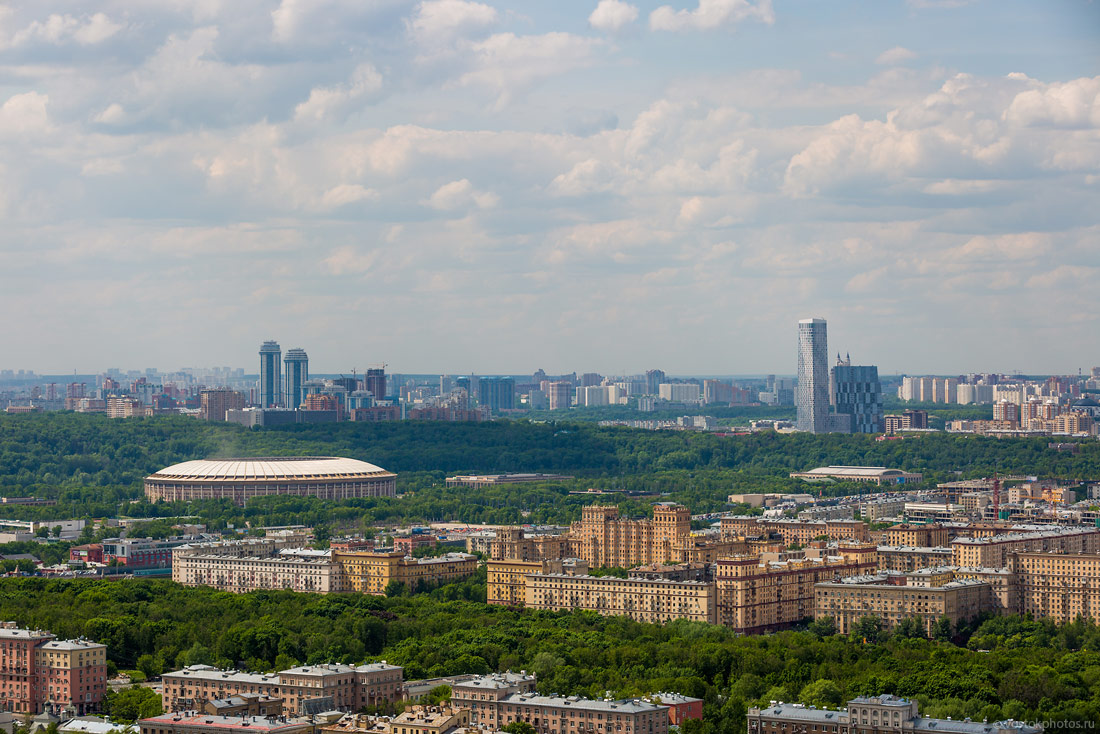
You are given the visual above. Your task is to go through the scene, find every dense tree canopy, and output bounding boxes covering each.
[0,577,1095,731]
[1,413,1097,528]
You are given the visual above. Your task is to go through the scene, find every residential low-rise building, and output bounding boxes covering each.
[452,674,669,734]
[161,662,403,715]
[746,694,1040,734]
[138,714,316,734]
[172,542,477,595]
[320,707,478,734]
[0,623,107,715]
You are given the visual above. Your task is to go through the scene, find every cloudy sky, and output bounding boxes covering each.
[2,0,1098,377]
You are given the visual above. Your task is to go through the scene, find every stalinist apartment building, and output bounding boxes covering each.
[172,541,477,595]
[0,623,108,715]
[1012,551,1100,624]
[815,575,992,635]
[951,526,1100,568]
[569,504,691,568]
[715,549,877,633]
[523,573,716,624]
[720,517,869,546]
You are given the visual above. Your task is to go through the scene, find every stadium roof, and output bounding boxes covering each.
[797,466,909,478]
[148,457,391,481]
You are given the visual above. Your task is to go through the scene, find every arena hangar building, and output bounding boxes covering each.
[144,457,396,505]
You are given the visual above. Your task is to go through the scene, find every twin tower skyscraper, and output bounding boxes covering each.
[259,341,309,409]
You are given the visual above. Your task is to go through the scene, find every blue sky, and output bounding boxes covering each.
[1,0,1098,376]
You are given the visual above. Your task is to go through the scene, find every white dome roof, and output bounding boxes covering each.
[148,456,391,481]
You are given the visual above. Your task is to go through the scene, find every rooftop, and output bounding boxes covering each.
[501,692,667,714]
[454,672,535,690]
[147,457,391,482]
[795,466,916,477]
[138,714,314,733]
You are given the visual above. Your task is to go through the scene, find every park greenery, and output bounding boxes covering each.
[0,413,1098,533]
[0,576,1096,730]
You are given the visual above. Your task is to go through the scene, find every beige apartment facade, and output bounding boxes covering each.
[714,554,876,633]
[876,546,953,572]
[569,505,691,568]
[336,551,477,594]
[1012,551,1100,624]
[720,517,869,546]
[815,578,992,635]
[489,528,574,562]
[523,573,716,624]
[487,558,589,607]
[878,524,949,548]
[173,545,476,596]
[172,552,343,593]
[951,526,1100,568]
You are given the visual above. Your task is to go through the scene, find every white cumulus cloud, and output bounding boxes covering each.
[10,12,122,46]
[427,179,499,210]
[589,0,639,32]
[294,64,384,122]
[650,0,774,32]
[410,0,498,41]
[876,46,917,65]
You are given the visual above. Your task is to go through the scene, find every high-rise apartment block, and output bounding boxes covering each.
[759,375,794,406]
[796,318,829,433]
[645,369,666,396]
[259,341,282,408]
[658,383,701,403]
[364,368,386,402]
[200,387,245,421]
[547,381,572,410]
[283,348,309,409]
[478,377,515,412]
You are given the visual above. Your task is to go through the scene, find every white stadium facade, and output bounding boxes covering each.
[144,457,397,505]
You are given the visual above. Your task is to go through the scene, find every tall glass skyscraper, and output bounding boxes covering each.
[833,363,884,433]
[259,341,282,408]
[797,318,829,433]
[284,348,309,410]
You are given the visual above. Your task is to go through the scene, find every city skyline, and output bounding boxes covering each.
[1,2,1098,374]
